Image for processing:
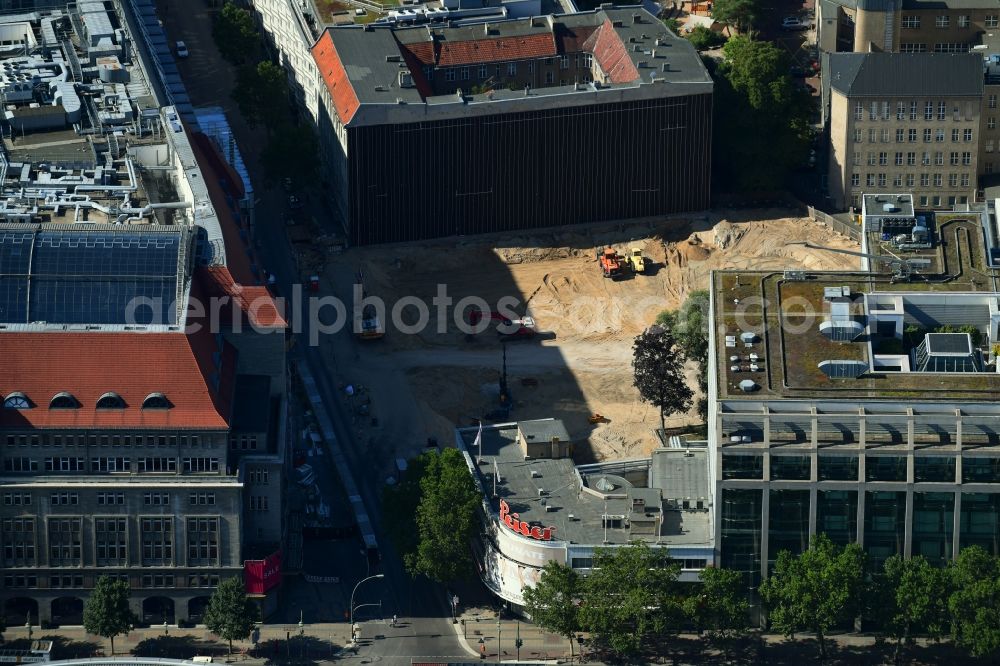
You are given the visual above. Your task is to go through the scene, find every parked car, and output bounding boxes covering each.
[175,41,189,58]
[781,16,808,30]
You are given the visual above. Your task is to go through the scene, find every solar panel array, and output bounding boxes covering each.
[0,229,182,325]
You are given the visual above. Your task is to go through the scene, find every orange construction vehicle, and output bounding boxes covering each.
[598,248,624,279]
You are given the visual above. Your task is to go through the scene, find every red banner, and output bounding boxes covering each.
[244,550,282,594]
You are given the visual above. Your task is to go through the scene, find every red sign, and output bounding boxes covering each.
[499,499,554,541]
[244,550,282,594]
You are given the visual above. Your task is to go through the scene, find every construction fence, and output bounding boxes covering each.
[807,205,861,242]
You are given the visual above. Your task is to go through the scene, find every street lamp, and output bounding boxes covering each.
[25,614,31,641]
[349,573,384,639]
[162,620,168,636]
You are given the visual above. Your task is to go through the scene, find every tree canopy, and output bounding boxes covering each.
[711,0,759,34]
[760,534,866,660]
[578,542,683,657]
[878,554,950,665]
[83,575,137,655]
[204,577,258,654]
[400,448,481,584]
[711,36,813,192]
[632,326,694,434]
[232,61,289,131]
[686,566,750,658]
[522,561,582,659]
[212,2,259,65]
[948,545,1000,658]
[657,290,710,420]
[260,121,320,186]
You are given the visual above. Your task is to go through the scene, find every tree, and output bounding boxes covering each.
[523,562,581,660]
[204,577,258,655]
[759,534,866,661]
[686,567,750,658]
[404,448,481,584]
[578,542,683,657]
[261,122,320,186]
[382,453,429,562]
[686,25,727,50]
[212,2,259,65]
[659,291,711,420]
[231,61,289,131]
[948,546,1000,658]
[632,326,694,435]
[711,0,759,34]
[711,36,813,192]
[878,554,950,666]
[83,575,137,655]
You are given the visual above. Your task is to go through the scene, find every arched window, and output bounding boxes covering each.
[95,392,126,410]
[142,393,171,410]
[49,392,79,410]
[3,392,30,409]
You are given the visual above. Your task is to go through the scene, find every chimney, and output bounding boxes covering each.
[484,22,491,34]
[631,12,641,24]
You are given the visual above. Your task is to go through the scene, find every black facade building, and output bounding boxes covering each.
[314,7,714,245]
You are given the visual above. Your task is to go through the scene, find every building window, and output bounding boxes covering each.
[48,518,82,566]
[422,66,432,81]
[962,152,972,166]
[922,128,932,142]
[96,492,125,506]
[868,152,877,166]
[896,102,906,121]
[895,128,905,142]
[867,173,876,187]
[445,68,455,82]
[4,457,37,472]
[506,62,516,76]
[854,103,863,121]
[901,15,920,28]
[989,117,996,130]
[964,129,973,142]
[893,174,903,187]
[49,393,78,410]
[925,102,934,121]
[50,492,78,506]
[909,129,918,142]
[141,574,175,588]
[938,102,946,121]
[189,492,216,506]
[560,55,569,69]
[460,67,469,81]
[92,457,129,473]
[188,574,220,588]
[3,492,30,506]
[988,140,996,153]
[934,43,969,53]
[935,15,949,28]
[906,174,915,187]
[921,151,931,165]
[250,496,269,511]
[957,15,969,28]
[138,457,176,473]
[933,196,941,206]
[951,128,960,142]
[921,173,930,186]
[878,173,887,187]
[882,128,891,143]
[950,152,960,166]
[141,517,173,565]
[907,152,916,166]
[949,173,959,187]
[882,101,890,120]
[919,195,928,206]
[249,468,269,485]
[910,101,918,120]
[934,173,943,187]
[230,435,257,451]
[4,574,37,588]
[870,102,878,121]
[2,518,35,566]
[934,129,944,142]
[95,518,128,566]
[182,457,219,473]
[855,129,863,143]
[879,152,888,166]
[869,129,878,143]
[144,492,170,506]
[478,65,487,79]
[851,174,860,187]
[95,393,125,410]
[962,173,970,186]
[187,517,219,566]
[986,162,994,174]
[44,457,84,472]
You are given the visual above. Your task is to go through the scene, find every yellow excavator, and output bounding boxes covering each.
[625,248,647,275]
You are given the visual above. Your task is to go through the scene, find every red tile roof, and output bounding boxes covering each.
[197,266,287,329]
[0,330,234,430]
[313,31,361,125]
[586,20,639,84]
[436,34,557,66]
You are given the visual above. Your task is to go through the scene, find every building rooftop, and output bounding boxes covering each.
[828,52,983,98]
[0,326,235,429]
[312,6,712,126]
[711,198,1000,403]
[460,422,711,547]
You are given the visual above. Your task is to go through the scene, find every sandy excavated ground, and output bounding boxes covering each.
[324,210,859,464]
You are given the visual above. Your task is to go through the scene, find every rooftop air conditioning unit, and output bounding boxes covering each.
[545,505,557,512]
[537,488,545,496]
[530,470,540,478]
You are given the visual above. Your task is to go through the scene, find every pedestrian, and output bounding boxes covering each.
[391,614,397,627]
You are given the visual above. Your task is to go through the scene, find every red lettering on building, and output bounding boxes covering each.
[499,499,554,541]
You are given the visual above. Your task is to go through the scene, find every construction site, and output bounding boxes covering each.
[301,210,860,478]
